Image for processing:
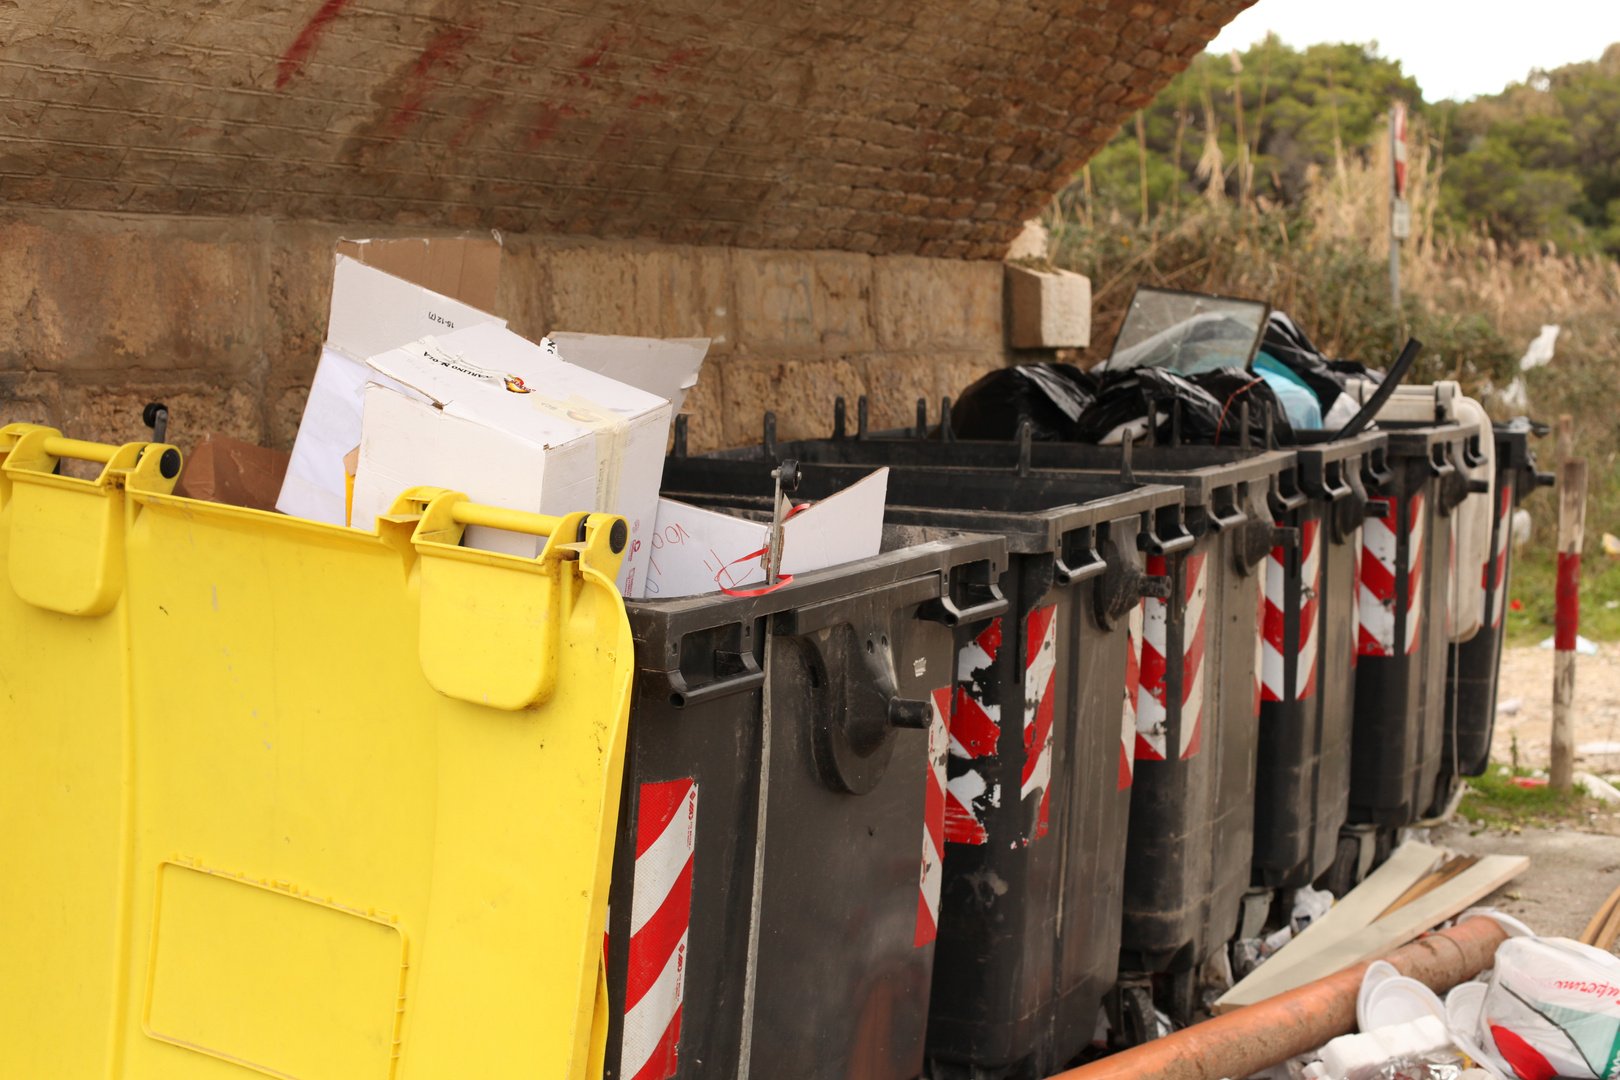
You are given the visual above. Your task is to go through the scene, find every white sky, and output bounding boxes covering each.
[1209,0,1620,101]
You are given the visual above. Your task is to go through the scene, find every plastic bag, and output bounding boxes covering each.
[951,363,1097,440]
[1073,367,1286,446]
[1448,936,1620,1079]
[1260,312,1388,418]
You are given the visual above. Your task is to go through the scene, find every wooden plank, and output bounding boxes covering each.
[1218,854,1528,1009]
[1216,842,1443,1010]
[1380,855,1480,919]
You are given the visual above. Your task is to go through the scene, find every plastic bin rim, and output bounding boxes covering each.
[625,530,1005,625]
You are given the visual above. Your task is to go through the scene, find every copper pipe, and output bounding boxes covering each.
[1047,916,1509,1080]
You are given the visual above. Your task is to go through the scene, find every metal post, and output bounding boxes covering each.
[1389,105,1401,332]
[1551,414,1586,792]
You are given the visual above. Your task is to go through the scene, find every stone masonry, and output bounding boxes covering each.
[0,2,1249,457]
[0,0,1250,257]
[0,211,1005,454]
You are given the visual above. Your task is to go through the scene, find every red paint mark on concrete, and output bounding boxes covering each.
[650,45,711,79]
[385,23,477,136]
[277,0,355,89]
[450,96,498,149]
[571,30,627,88]
[629,91,667,109]
[525,102,583,148]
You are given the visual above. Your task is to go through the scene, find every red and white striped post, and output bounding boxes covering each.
[1551,415,1586,792]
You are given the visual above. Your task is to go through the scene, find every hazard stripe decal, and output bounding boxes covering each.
[1137,555,1171,761]
[916,687,951,946]
[622,779,698,1080]
[1262,517,1321,702]
[1358,494,1425,657]
[1487,485,1512,628]
[1021,604,1059,841]
[1119,601,1143,789]
[945,618,1001,845]
[1179,552,1208,760]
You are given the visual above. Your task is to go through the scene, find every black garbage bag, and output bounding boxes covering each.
[1259,312,1381,413]
[1074,367,1290,446]
[951,363,1099,440]
[1187,367,1294,445]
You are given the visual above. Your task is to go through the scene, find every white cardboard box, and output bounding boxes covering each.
[276,254,506,524]
[644,469,889,599]
[353,323,672,597]
[548,331,709,414]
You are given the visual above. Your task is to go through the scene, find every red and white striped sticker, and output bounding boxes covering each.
[1252,561,1265,719]
[621,778,699,1080]
[1021,605,1059,841]
[1119,601,1144,789]
[916,687,951,947]
[1487,485,1512,628]
[1178,552,1209,759]
[1358,494,1425,656]
[945,618,1001,846]
[1136,553,1206,761]
[1262,518,1321,702]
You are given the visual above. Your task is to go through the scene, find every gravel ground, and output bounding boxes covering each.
[1492,641,1620,771]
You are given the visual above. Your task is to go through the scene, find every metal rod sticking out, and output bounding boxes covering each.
[1121,433,1135,482]
[1017,420,1033,477]
[915,399,928,439]
[672,413,690,457]
[940,397,955,442]
[833,397,847,440]
[1146,401,1158,447]
[762,412,777,460]
[1170,399,1183,446]
[1240,401,1251,450]
[1264,401,1275,450]
[857,396,870,440]
[764,460,801,586]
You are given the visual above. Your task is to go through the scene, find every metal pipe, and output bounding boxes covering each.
[1046,917,1509,1080]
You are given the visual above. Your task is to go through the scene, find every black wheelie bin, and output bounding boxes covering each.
[665,412,1297,1041]
[1437,419,1553,791]
[660,435,1190,1078]
[604,519,1008,1080]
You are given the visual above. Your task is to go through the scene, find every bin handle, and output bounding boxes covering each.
[1055,524,1107,586]
[1208,489,1249,532]
[661,654,767,709]
[919,579,1009,627]
[0,426,184,487]
[1139,511,1195,556]
[1315,458,1354,502]
[1269,470,1309,513]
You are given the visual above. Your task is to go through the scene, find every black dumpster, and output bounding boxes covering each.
[603,524,1008,1080]
[1253,430,1388,892]
[1347,421,1474,830]
[665,415,1296,1037]
[659,447,1189,1077]
[1439,420,1553,788]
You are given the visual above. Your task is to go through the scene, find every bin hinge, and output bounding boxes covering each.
[0,425,180,617]
[402,488,628,710]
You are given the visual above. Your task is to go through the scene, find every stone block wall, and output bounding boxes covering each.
[0,210,1007,457]
[0,0,1251,257]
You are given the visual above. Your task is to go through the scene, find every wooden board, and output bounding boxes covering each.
[1217,849,1527,1009]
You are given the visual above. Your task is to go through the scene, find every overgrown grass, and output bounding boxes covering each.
[1503,549,1620,646]
[1458,765,1597,830]
[1048,112,1620,581]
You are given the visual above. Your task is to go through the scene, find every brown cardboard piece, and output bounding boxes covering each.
[334,235,502,312]
[177,434,291,512]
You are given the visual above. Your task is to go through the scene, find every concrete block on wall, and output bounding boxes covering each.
[1006,263,1091,349]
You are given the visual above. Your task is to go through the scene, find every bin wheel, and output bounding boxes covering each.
[1118,984,1158,1048]
[1374,826,1395,867]
[1320,835,1362,897]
